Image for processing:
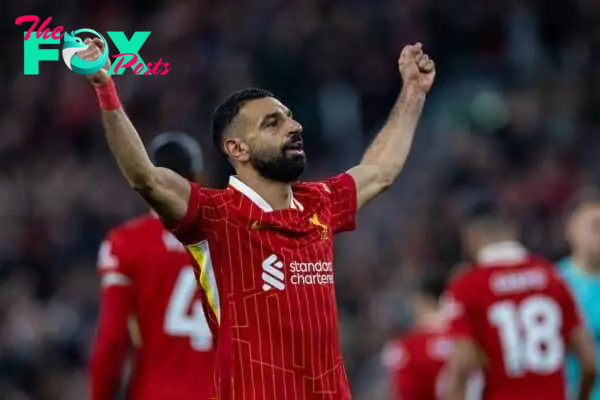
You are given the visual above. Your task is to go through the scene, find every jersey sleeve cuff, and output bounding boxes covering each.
[170,180,200,239]
[342,171,358,219]
[335,172,358,232]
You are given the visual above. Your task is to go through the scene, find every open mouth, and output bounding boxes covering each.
[284,139,304,155]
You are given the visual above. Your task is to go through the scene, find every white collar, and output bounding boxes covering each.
[228,176,304,212]
[477,241,528,266]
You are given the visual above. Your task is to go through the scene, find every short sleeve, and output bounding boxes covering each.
[441,279,475,340]
[169,181,214,245]
[97,230,134,287]
[322,173,358,234]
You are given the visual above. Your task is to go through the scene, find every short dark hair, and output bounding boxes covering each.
[210,88,274,157]
[564,186,600,220]
[464,200,514,233]
[465,200,499,220]
[419,269,448,301]
[149,132,203,181]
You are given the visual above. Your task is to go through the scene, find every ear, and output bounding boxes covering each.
[224,138,250,162]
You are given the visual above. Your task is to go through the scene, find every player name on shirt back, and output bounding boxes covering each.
[445,248,582,400]
[490,268,547,294]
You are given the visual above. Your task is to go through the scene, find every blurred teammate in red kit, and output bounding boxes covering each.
[383,270,482,400]
[442,204,595,400]
[89,132,215,400]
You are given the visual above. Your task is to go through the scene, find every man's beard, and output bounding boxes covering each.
[250,151,306,183]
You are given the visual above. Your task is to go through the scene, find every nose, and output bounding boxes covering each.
[287,118,303,135]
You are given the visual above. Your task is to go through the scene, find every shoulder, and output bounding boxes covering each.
[186,181,232,209]
[107,214,163,241]
[97,216,160,273]
[442,268,483,315]
[192,184,231,205]
[449,262,474,282]
[448,264,480,291]
[526,256,568,283]
[196,185,228,198]
[291,181,333,210]
[294,173,356,202]
[297,173,355,192]
[294,180,332,197]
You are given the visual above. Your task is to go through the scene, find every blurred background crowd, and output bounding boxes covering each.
[1,0,599,398]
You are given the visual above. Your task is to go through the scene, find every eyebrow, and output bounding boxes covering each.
[259,109,292,127]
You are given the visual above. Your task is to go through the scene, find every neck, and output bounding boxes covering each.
[235,169,292,210]
[571,253,600,275]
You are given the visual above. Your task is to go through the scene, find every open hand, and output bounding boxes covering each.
[398,42,436,94]
[79,37,112,85]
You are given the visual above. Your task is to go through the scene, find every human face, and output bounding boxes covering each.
[567,203,600,261]
[239,97,305,182]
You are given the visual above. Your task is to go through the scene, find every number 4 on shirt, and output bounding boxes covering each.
[164,266,213,351]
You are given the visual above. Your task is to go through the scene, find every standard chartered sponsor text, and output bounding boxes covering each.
[289,261,334,285]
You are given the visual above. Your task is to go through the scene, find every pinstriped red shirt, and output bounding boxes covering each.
[171,173,357,400]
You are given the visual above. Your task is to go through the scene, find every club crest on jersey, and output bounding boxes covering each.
[309,213,328,241]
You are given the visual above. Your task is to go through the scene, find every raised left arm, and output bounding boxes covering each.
[347,43,435,209]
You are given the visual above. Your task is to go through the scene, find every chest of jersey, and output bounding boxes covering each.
[196,203,343,379]
[218,199,336,296]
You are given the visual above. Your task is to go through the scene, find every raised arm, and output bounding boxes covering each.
[81,38,189,227]
[347,43,435,209]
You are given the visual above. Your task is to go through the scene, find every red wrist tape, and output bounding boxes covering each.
[94,80,121,110]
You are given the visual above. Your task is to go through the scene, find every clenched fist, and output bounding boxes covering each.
[79,37,112,85]
[398,43,436,94]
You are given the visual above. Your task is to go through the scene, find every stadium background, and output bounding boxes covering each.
[1,0,598,398]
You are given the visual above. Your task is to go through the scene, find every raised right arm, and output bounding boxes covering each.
[99,105,190,226]
[82,38,189,227]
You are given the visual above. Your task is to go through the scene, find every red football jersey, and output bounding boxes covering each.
[170,173,357,400]
[96,214,215,400]
[443,242,582,400]
[383,328,452,400]
[383,327,482,400]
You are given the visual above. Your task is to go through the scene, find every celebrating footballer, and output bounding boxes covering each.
[79,36,434,399]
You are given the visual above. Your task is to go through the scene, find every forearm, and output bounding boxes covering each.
[578,372,595,400]
[360,84,425,182]
[93,80,190,225]
[95,81,155,190]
